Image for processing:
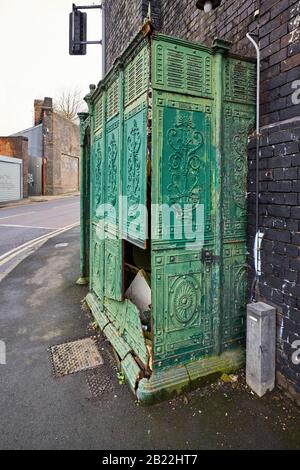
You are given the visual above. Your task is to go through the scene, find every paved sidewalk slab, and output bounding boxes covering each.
[0,192,79,209]
[0,227,300,450]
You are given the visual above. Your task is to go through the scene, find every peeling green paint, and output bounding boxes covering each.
[80,29,255,403]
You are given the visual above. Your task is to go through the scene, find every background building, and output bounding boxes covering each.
[14,97,80,197]
[102,0,300,404]
[0,136,29,202]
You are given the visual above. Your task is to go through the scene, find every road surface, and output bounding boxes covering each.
[0,196,80,257]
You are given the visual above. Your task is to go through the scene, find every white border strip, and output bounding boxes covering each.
[0,222,79,267]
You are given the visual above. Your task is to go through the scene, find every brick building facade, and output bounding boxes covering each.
[102,0,300,404]
[0,136,29,199]
[33,98,80,195]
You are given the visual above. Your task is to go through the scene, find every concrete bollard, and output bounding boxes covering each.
[246,302,276,397]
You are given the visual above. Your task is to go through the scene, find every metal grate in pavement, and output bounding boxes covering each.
[85,369,113,399]
[50,337,103,377]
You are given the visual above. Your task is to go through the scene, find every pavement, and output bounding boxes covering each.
[0,227,300,450]
[0,192,80,209]
[0,195,80,283]
[0,195,80,257]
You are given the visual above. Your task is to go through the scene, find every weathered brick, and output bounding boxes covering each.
[268,181,292,192]
[267,204,290,217]
[282,52,300,72]
[105,0,300,409]
[274,167,298,180]
[269,156,291,168]
[270,23,288,42]
[292,232,300,244]
[267,228,291,243]
[269,47,288,66]
[270,0,290,19]
[291,206,300,219]
[0,137,29,199]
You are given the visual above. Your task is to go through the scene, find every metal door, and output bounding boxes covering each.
[0,156,22,202]
[28,155,42,196]
[122,44,149,248]
[90,43,150,304]
[151,35,255,370]
[90,93,105,306]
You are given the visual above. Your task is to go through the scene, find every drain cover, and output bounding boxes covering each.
[50,337,103,377]
[86,369,113,399]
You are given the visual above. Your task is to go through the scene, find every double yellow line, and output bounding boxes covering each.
[0,222,79,268]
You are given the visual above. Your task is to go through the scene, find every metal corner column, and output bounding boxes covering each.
[212,39,231,355]
[116,61,125,302]
[86,86,96,289]
[77,111,90,285]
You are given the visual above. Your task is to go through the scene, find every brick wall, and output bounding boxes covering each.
[52,113,80,194]
[104,0,161,72]
[103,0,300,403]
[104,0,143,73]
[37,98,80,195]
[104,0,258,71]
[251,0,300,406]
[0,136,29,199]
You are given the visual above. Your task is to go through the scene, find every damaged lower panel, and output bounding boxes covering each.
[105,297,149,367]
[137,347,244,404]
[85,292,145,388]
[85,294,244,404]
[103,323,132,361]
[85,293,110,331]
[121,354,142,393]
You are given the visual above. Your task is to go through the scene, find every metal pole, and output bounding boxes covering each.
[102,0,106,77]
[73,41,102,45]
[75,4,102,9]
[246,33,261,299]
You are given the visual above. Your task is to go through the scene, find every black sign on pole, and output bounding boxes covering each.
[69,3,102,56]
[69,4,87,55]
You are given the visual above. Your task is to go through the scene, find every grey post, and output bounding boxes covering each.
[246,302,276,397]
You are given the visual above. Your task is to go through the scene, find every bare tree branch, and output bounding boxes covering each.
[54,89,86,123]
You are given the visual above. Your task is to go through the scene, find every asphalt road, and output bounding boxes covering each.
[1,227,300,450]
[0,196,80,257]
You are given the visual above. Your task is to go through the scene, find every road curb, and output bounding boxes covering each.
[0,193,80,210]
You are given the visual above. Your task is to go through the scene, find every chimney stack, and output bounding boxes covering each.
[34,99,44,126]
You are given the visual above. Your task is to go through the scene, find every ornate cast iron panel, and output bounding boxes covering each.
[90,224,105,309]
[152,36,213,99]
[92,135,104,221]
[152,251,214,370]
[80,31,256,400]
[152,95,214,248]
[105,115,120,232]
[221,242,247,350]
[150,35,255,371]
[122,100,148,248]
[223,104,255,240]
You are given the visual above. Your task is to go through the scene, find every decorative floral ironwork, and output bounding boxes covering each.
[234,265,246,315]
[107,133,118,207]
[171,276,198,324]
[127,119,142,210]
[94,141,102,212]
[105,252,115,298]
[167,112,204,205]
[232,119,251,210]
[93,242,101,297]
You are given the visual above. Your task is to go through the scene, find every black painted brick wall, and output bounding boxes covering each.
[103,0,300,403]
[252,0,300,405]
[104,0,160,73]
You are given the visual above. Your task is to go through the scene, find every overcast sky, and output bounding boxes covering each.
[0,0,102,135]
